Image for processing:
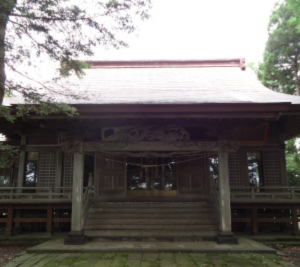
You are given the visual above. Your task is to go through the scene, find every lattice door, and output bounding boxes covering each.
[63,153,74,191]
[263,150,283,186]
[37,152,56,188]
[229,151,244,187]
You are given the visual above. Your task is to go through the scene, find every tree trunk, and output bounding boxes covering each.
[0,18,7,105]
[294,55,300,96]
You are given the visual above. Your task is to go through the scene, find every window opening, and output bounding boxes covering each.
[0,168,10,187]
[25,152,39,187]
[84,154,94,187]
[127,157,177,191]
[247,151,264,186]
[209,155,219,186]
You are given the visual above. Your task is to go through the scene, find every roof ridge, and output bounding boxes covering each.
[87,58,246,70]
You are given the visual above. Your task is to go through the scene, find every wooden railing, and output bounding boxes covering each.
[230,186,300,202]
[82,173,94,225]
[82,186,94,224]
[0,187,72,203]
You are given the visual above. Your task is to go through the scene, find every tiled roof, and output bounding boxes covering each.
[4,59,300,105]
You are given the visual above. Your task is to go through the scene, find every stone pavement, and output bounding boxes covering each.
[4,252,296,267]
[27,237,275,254]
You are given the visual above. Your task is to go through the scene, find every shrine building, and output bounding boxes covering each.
[1,59,300,245]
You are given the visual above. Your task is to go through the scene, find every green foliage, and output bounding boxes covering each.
[288,0,300,32]
[0,0,151,166]
[0,143,19,167]
[0,0,151,119]
[259,1,300,95]
[259,1,300,186]
[286,138,300,186]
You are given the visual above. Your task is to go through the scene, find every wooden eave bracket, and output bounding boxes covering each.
[240,58,246,71]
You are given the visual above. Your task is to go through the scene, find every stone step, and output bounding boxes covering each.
[84,202,218,236]
[84,230,218,241]
[88,208,214,214]
[85,218,216,225]
[86,213,216,219]
[90,202,213,209]
[84,224,218,230]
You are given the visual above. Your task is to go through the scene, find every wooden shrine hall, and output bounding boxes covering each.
[1,58,300,245]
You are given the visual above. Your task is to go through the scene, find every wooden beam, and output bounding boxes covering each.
[13,218,47,222]
[53,218,71,222]
[23,113,283,121]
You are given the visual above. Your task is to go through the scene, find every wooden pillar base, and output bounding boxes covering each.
[64,230,87,245]
[216,232,238,244]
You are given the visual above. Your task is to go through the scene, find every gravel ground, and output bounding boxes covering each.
[1,244,300,267]
[272,246,300,266]
[0,245,31,267]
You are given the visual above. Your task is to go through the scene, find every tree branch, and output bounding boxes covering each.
[10,7,128,21]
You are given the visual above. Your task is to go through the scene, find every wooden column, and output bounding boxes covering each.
[292,205,299,236]
[145,167,150,190]
[216,150,238,244]
[252,206,258,235]
[5,205,13,236]
[46,205,53,235]
[17,151,26,189]
[15,135,26,234]
[64,142,87,245]
[53,150,63,232]
[162,165,166,190]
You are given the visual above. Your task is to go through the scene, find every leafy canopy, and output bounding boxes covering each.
[259,0,300,95]
[258,0,300,186]
[0,0,151,120]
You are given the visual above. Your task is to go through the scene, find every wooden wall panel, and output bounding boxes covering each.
[177,157,204,194]
[26,129,58,145]
[97,156,126,196]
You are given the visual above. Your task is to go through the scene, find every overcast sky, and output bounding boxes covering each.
[5,0,280,89]
[91,0,278,63]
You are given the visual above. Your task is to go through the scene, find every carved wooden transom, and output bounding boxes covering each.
[102,125,190,143]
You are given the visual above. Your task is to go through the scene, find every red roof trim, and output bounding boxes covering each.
[88,58,246,70]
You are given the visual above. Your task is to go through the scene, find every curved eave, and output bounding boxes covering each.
[71,102,300,115]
